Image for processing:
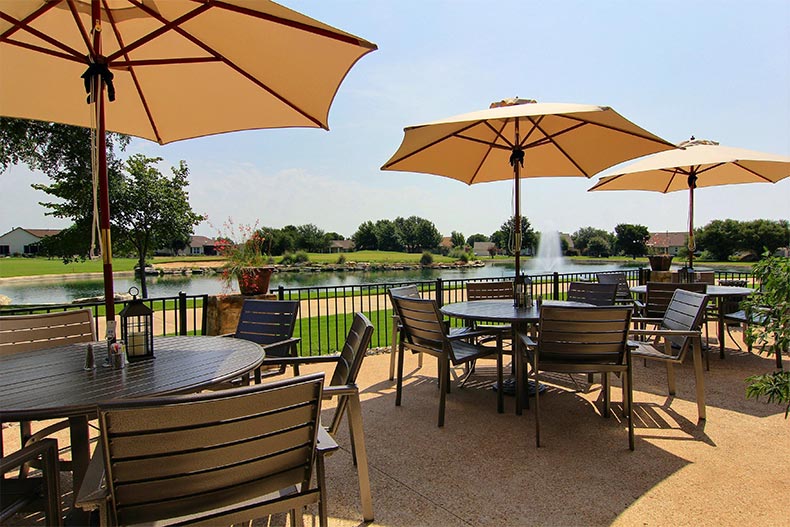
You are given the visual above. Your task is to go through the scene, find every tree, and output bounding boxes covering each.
[113,155,202,297]
[375,219,401,251]
[572,226,614,256]
[586,235,612,257]
[614,223,650,259]
[1,117,129,259]
[295,223,328,252]
[394,216,441,253]
[352,221,378,250]
[450,231,465,247]
[695,219,743,261]
[740,219,789,257]
[490,216,537,255]
[466,233,488,245]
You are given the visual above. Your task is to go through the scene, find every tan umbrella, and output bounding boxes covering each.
[381,98,674,275]
[589,138,790,268]
[0,0,376,328]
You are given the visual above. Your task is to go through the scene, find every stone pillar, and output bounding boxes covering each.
[205,293,276,336]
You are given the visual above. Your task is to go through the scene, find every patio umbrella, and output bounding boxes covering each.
[0,0,376,331]
[381,98,674,276]
[589,138,790,268]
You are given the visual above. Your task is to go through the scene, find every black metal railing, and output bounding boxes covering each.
[2,268,757,356]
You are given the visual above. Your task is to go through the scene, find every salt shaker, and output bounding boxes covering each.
[83,343,96,370]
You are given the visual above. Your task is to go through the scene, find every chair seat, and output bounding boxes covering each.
[631,342,680,361]
[450,339,498,365]
[723,310,767,325]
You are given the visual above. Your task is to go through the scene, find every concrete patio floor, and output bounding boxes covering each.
[4,328,787,526]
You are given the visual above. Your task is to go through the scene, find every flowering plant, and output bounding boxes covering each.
[213,219,271,292]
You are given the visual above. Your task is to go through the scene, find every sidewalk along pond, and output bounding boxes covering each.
[0,261,646,305]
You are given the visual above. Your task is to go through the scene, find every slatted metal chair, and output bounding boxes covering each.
[630,289,709,421]
[639,282,707,318]
[519,306,635,450]
[392,295,504,427]
[75,373,334,527]
[252,313,375,521]
[596,272,636,306]
[1,439,62,526]
[0,309,95,473]
[566,281,619,306]
[233,299,301,383]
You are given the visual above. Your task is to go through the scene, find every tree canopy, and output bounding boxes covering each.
[614,223,650,259]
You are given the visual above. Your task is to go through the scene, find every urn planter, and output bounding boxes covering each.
[648,255,674,272]
[237,267,274,295]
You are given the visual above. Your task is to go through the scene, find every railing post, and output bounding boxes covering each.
[552,272,560,300]
[435,278,444,307]
[200,294,208,335]
[178,291,187,336]
[278,285,285,300]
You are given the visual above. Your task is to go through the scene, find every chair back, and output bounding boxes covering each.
[390,295,447,357]
[0,309,95,356]
[466,280,514,300]
[596,272,632,302]
[537,306,633,368]
[566,282,618,306]
[234,300,299,357]
[645,282,706,318]
[97,373,325,526]
[329,313,374,388]
[660,289,709,352]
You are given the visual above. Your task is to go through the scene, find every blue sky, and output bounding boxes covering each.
[2,0,788,240]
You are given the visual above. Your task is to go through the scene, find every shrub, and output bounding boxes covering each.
[420,251,433,266]
[336,254,347,265]
[294,251,310,264]
[279,252,295,265]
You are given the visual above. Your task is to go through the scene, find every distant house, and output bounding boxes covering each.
[188,235,217,256]
[439,236,453,250]
[647,232,688,256]
[0,227,62,256]
[473,241,497,256]
[329,240,355,253]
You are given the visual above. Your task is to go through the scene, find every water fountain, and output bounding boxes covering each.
[529,230,567,273]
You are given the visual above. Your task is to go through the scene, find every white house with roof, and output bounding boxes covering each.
[0,227,62,256]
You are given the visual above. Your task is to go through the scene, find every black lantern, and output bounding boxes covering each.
[513,274,532,308]
[119,287,154,361]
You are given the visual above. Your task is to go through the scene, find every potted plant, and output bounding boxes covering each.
[215,220,273,295]
[647,247,673,271]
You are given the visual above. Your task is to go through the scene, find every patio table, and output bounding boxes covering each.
[630,284,754,358]
[441,299,591,415]
[0,335,264,522]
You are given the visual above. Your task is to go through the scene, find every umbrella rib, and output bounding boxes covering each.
[103,2,164,145]
[0,5,86,61]
[730,161,777,182]
[122,0,326,129]
[212,0,377,49]
[68,0,94,57]
[526,116,591,176]
[560,113,672,147]
[382,121,483,168]
[467,120,510,184]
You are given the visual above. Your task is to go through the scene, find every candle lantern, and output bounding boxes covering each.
[119,286,154,361]
[513,274,532,308]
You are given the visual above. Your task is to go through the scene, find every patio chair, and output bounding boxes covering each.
[630,289,709,421]
[466,280,515,341]
[0,309,95,474]
[596,272,636,306]
[251,312,375,521]
[232,299,301,383]
[391,295,504,427]
[566,281,618,306]
[519,305,635,450]
[388,285,423,381]
[638,282,707,318]
[75,373,335,527]
[1,439,62,526]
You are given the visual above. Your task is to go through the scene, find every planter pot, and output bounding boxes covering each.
[648,255,674,272]
[237,267,274,295]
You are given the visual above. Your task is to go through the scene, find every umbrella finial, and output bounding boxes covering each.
[490,98,536,109]
[677,137,719,149]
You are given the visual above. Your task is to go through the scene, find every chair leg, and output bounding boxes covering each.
[626,359,634,451]
[692,337,707,421]
[665,362,677,395]
[315,451,328,527]
[534,369,541,448]
[389,317,398,381]
[438,356,447,427]
[346,392,374,521]
[602,372,611,418]
[395,341,405,407]
[496,334,504,414]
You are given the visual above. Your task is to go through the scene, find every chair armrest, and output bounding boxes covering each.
[0,438,59,476]
[75,443,108,512]
[218,332,235,338]
[263,353,340,367]
[261,337,301,352]
[316,426,339,456]
[632,317,663,324]
[517,333,536,348]
[630,328,701,338]
[447,326,503,341]
[322,384,358,399]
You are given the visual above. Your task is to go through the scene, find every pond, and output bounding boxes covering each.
[0,260,646,305]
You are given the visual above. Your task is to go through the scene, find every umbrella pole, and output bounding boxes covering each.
[514,161,521,278]
[92,1,116,336]
[687,172,697,269]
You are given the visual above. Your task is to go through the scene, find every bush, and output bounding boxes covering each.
[448,247,472,262]
[336,254,346,265]
[279,252,295,265]
[294,251,310,264]
[420,251,433,266]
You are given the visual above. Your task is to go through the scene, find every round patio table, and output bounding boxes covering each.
[630,284,754,358]
[441,299,591,415]
[0,335,264,521]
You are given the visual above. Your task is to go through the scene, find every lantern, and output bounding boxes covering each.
[119,287,154,361]
[513,275,532,308]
